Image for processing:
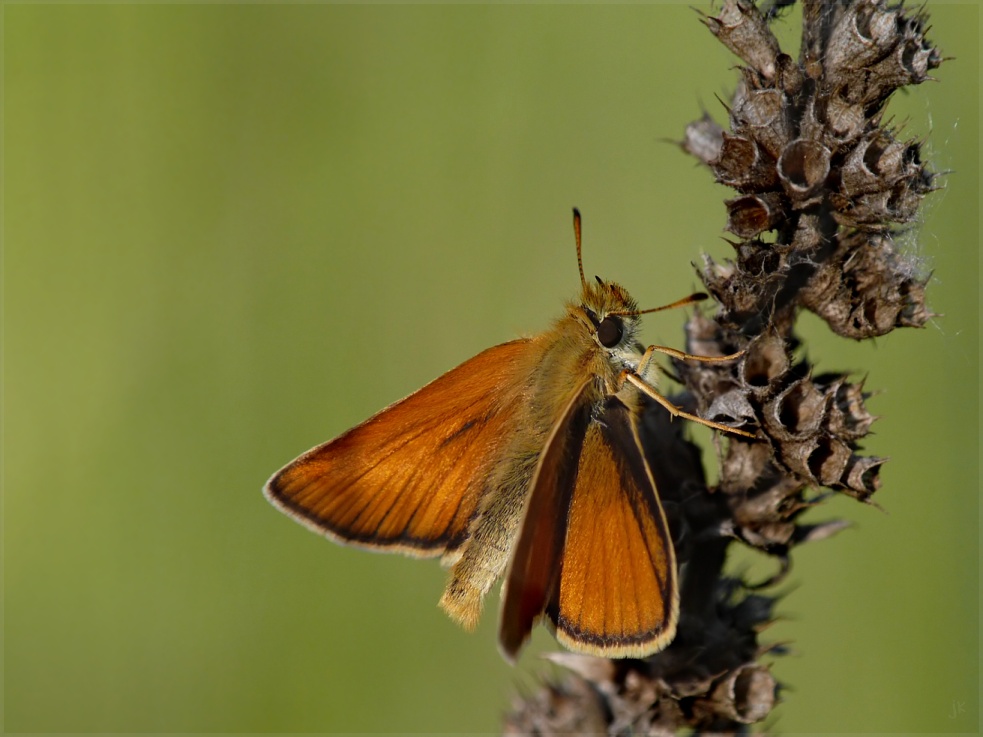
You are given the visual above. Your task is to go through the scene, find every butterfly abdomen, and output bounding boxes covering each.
[439,329,602,630]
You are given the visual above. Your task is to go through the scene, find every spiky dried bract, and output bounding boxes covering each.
[702,0,782,81]
[506,0,941,733]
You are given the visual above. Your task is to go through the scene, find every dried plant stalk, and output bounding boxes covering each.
[505,1,941,733]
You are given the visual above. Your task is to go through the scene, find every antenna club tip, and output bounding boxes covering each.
[572,207,581,218]
[693,292,709,302]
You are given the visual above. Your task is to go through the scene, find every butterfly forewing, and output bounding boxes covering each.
[265,339,533,557]
[549,396,678,658]
[500,389,678,660]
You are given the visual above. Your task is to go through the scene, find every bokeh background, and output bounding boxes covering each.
[5,3,978,733]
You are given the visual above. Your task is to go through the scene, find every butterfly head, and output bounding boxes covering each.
[577,276,642,354]
[569,208,707,370]
[570,208,644,359]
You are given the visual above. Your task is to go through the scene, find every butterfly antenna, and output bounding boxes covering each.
[611,291,708,317]
[573,207,588,293]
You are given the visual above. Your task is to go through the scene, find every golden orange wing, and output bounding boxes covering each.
[264,339,533,558]
[552,397,678,657]
[500,393,678,659]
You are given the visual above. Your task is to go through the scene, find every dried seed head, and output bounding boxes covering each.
[800,231,933,337]
[502,676,607,736]
[726,192,786,237]
[778,139,831,199]
[703,663,777,724]
[512,1,942,731]
[733,87,791,160]
[712,133,779,191]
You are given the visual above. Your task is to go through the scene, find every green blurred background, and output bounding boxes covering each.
[5,3,978,734]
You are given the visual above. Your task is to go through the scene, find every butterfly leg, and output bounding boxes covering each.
[621,371,757,439]
[636,344,744,377]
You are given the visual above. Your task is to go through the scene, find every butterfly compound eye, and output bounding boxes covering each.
[597,316,623,348]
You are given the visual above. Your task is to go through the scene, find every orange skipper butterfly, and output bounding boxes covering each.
[265,210,753,660]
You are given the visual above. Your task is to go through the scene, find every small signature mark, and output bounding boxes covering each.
[947,699,966,720]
